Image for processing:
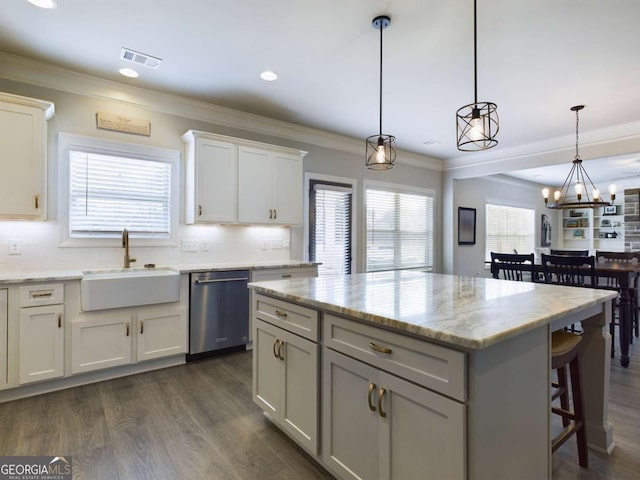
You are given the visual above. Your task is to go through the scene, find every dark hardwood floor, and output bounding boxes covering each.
[0,342,637,479]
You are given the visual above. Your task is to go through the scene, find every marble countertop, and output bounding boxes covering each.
[0,260,318,285]
[249,270,617,350]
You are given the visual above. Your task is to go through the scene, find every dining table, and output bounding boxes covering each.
[491,259,639,368]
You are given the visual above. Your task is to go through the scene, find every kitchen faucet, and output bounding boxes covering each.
[122,228,136,268]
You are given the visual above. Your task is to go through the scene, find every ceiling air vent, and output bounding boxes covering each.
[120,48,162,69]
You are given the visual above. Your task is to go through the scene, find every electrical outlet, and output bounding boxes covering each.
[8,239,22,255]
[200,241,209,252]
[181,240,199,252]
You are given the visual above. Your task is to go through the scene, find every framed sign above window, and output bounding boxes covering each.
[458,207,476,245]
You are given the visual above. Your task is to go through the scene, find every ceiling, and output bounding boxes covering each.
[1,0,639,184]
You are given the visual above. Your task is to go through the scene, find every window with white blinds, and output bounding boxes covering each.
[309,181,352,275]
[69,150,172,238]
[366,187,434,272]
[485,203,535,260]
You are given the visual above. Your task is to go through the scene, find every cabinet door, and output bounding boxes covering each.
[136,308,187,361]
[238,146,273,223]
[378,372,465,480]
[253,319,281,416]
[0,101,46,219]
[19,305,64,384]
[0,290,7,387]
[322,348,380,480]
[71,312,132,374]
[279,325,319,454]
[194,138,237,223]
[271,151,302,225]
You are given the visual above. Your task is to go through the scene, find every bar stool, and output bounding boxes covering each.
[551,330,588,467]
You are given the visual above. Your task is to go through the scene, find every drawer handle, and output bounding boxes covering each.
[369,342,392,355]
[31,292,53,298]
[57,313,62,328]
[278,340,285,360]
[378,387,387,418]
[275,310,288,318]
[273,339,280,359]
[368,383,377,412]
[281,274,292,278]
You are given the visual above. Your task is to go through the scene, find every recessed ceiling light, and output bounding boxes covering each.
[260,70,278,81]
[119,68,139,78]
[27,0,57,9]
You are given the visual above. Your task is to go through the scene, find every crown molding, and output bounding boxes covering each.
[0,52,443,171]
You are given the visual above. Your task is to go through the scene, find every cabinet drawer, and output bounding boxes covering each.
[251,266,318,282]
[324,314,466,401]
[254,294,319,341]
[19,283,64,307]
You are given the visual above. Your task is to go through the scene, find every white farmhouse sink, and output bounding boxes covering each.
[80,268,180,311]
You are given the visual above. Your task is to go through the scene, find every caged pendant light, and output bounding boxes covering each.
[542,105,617,209]
[366,15,396,170]
[456,0,499,151]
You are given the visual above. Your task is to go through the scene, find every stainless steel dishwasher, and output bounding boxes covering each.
[189,270,250,357]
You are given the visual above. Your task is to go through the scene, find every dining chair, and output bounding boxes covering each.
[550,249,589,257]
[541,254,596,287]
[490,252,535,282]
[595,251,640,356]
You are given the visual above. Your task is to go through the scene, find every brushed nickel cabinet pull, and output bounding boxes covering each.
[31,292,53,298]
[57,313,62,328]
[273,339,280,359]
[125,323,130,337]
[278,340,285,360]
[198,204,202,216]
[368,383,377,412]
[369,342,392,355]
[35,194,39,209]
[275,310,288,318]
[281,274,292,278]
[378,387,387,417]
[140,321,144,335]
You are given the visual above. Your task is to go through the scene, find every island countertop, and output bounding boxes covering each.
[249,270,616,350]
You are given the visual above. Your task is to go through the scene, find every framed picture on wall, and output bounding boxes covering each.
[458,207,476,245]
[541,213,551,247]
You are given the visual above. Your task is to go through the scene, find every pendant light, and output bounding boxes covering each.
[456,0,499,151]
[542,105,616,209]
[366,15,396,170]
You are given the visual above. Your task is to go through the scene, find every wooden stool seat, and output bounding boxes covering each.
[551,330,588,467]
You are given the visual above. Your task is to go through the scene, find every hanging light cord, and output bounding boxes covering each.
[378,19,383,136]
[575,108,581,160]
[473,0,478,105]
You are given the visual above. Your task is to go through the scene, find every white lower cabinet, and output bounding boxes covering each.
[322,348,466,480]
[1,289,8,387]
[253,318,319,454]
[72,305,187,374]
[19,305,65,384]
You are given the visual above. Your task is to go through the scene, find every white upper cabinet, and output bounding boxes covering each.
[238,146,303,225]
[0,92,54,220]
[183,130,305,226]
[183,131,237,224]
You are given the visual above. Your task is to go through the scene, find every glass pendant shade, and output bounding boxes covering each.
[366,134,396,170]
[456,102,499,151]
[365,15,396,170]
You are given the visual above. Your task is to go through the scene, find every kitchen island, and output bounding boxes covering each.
[249,270,616,480]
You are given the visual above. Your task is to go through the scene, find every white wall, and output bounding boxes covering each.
[449,175,557,277]
[0,75,442,273]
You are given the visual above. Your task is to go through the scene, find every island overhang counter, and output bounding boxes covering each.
[249,270,616,480]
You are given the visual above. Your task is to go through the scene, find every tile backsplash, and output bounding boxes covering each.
[0,221,292,272]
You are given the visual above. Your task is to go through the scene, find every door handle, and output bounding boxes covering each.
[273,339,280,359]
[140,321,144,335]
[57,313,62,328]
[278,340,285,360]
[269,209,273,219]
[368,383,377,412]
[198,204,202,216]
[378,387,387,418]
[273,209,277,220]
[125,323,130,337]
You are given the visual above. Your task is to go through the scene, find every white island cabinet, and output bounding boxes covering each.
[250,271,616,480]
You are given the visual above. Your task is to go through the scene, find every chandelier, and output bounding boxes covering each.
[542,105,616,209]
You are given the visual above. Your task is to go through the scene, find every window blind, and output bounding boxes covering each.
[485,204,535,260]
[69,150,172,238]
[310,182,352,275]
[366,188,434,272]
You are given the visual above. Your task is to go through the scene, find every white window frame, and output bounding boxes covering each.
[484,199,535,262]
[364,180,435,272]
[57,133,180,247]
